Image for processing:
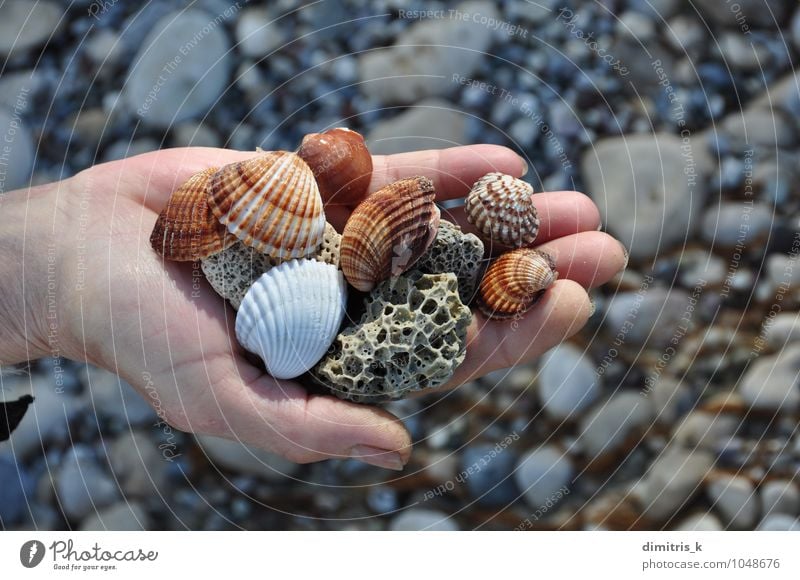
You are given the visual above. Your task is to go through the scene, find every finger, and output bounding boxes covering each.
[443,190,602,247]
[369,144,527,200]
[208,360,413,470]
[433,279,592,391]
[538,231,627,289]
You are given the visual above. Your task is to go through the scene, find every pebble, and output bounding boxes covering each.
[706,473,759,529]
[0,110,34,192]
[103,138,161,162]
[514,445,573,510]
[122,10,232,127]
[0,456,32,525]
[757,514,800,531]
[366,99,467,155]
[794,8,800,52]
[674,512,724,531]
[718,33,771,71]
[738,344,800,412]
[171,122,221,148]
[670,411,739,451]
[0,71,44,111]
[505,0,558,23]
[760,480,800,518]
[577,392,653,458]
[766,253,800,289]
[80,502,148,531]
[235,6,287,58]
[84,29,123,70]
[537,344,600,420]
[604,286,692,350]
[762,313,800,349]
[665,15,705,55]
[358,1,498,104]
[618,11,655,42]
[721,108,796,149]
[389,509,459,531]
[0,1,63,58]
[581,133,710,260]
[80,366,157,425]
[634,447,714,521]
[694,0,793,28]
[195,434,299,481]
[461,444,519,507]
[107,431,168,498]
[56,446,119,521]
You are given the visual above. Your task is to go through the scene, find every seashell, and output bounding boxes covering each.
[236,259,347,380]
[150,167,232,261]
[297,128,373,206]
[465,172,539,248]
[477,248,557,319]
[340,176,440,292]
[208,151,326,259]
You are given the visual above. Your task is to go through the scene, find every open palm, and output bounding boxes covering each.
[43,144,625,470]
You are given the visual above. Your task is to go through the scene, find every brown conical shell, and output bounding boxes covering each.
[297,127,373,206]
[150,167,232,261]
[340,176,440,292]
[465,172,539,248]
[208,151,326,259]
[478,248,557,319]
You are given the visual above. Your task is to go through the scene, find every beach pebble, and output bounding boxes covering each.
[701,202,773,248]
[195,434,299,481]
[582,133,709,260]
[389,509,459,531]
[80,366,156,425]
[107,431,169,498]
[0,1,63,58]
[461,444,519,507]
[707,473,759,529]
[0,456,32,525]
[514,445,573,510]
[537,344,600,420]
[761,313,800,349]
[80,502,148,531]
[56,446,120,521]
[577,392,653,458]
[674,512,724,531]
[123,10,232,127]
[235,6,286,58]
[760,480,800,518]
[634,447,713,521]
[0,110,34,191]
[366,99,466,155]
[604,287,692,350]
[738,344,800,412]
[756,514,800,531]
[670,411,739,451]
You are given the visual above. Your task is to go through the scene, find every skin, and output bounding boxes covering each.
[0,145,626,470]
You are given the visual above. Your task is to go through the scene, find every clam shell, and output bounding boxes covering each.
[150,167,232,261]
[297,127,373,206]
[477,248,557,319]
[236,259,347,380]
[465,172,539,248]
[340,176,440,292]
[209,151,326,259]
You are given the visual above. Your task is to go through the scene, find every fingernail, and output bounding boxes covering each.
[349,444,405,471]
[587,296,597,317]
[617,240,629,269]
[518,156,528,176]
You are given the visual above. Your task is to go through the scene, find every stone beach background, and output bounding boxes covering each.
[1,0,800,531]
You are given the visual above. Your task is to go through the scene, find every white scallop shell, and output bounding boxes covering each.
[235,259,347,379]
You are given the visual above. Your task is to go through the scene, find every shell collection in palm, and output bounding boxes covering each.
[150,129,557,401]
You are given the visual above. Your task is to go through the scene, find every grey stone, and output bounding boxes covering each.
[389,508,459,531]
[505,0,558,23]
[674,512,724,531]
[578,392,653,457]
[582,133,710,260]
[195,434,299,481]
[108,431,169,498]
[171,122,221,148]
[80,502,148,531]
[366,99,467,155]
[514,445,573,509]
[757,514,800,530]
[604,287,692,350]
[707,474,759,529]
[103,138,160,162]
[0,1,63,58]
[738,344,800,412]
[671,411,738,451]
[85,29,123,69]
[760,480,800,518]
[693,0,792,29]
[80,365,156,425]
[537,344,600,420]
[762,313,800,349]
[123,10,232,127]
[0,456,31,525]
[721,108,795,149]
[56,446,120,521]
[235,6,286,58]
[0,71,43,112]
[359,1,497,104]
[0,109,34,192]
[718,33,771,71]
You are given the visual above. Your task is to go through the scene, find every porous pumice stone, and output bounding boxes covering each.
[313,222,341,268]
[415,220,484,303]
[201,240,280,309]
[312,271,471,403]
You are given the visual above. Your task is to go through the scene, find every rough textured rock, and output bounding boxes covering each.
[313,271,471,403]
[366,99,467,155]
[581,133,710,260]
[415,220,484,303]
[201,241,280,309]
[123,10,232,127]
[313,222,341,268]
[358,1,497,104]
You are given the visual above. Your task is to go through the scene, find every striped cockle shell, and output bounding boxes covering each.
[340,176,440,292]
[465,172,539,248]
[208,151,326,259]
[150,167,232,261]
[477,248,557,319]
[235,259,347,380]
[297,127,373,206]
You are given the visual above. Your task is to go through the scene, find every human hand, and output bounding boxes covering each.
[0,145,625,470]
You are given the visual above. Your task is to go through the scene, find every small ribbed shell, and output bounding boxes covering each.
[235,259,347,380]
[150,167,232,261]
[465,172,539,248]
[208,151,326,259]
[340,176,440,292]
[478,249,557,319]
[297,127,373,206]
